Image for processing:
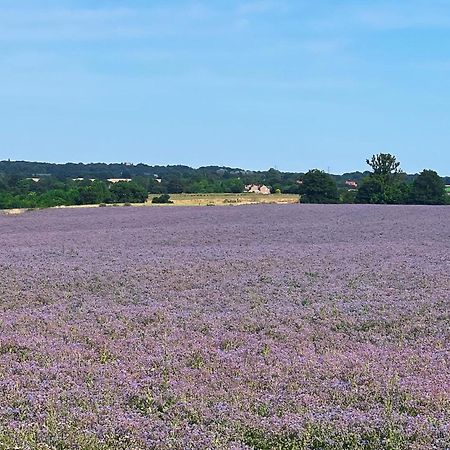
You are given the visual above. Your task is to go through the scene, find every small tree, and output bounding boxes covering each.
[411,170,446,205]
[151,194,173,204]
[300,170,339,204]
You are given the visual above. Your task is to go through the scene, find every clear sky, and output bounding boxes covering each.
[1,1,449,174]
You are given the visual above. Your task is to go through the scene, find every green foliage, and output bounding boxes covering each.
[355,176,384,204]
[0,425,139,450]
[151,194,173,204]
[384,181,411,205]
[78,181,111,205]
[300,170,339,204]
[356,175,411,205]
[366,153,400,178]
[241,424,409,450]
[109,181,148,203]
[411,169,446,205]
[0,159,447,209]
[340,189,357,204]
[0,178,148,209]
[222,178,245,193]
[356,154,411,204]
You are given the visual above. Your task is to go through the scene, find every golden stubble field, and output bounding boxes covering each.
[146,193,299,206]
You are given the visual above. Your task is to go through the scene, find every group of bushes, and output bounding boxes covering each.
[0,179,148,209]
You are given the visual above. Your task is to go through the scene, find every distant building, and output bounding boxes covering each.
[445,185,450,196]
[345,180,358,189]
[107,178,132,183]
[26,178,40,183]
[244,184,271,195]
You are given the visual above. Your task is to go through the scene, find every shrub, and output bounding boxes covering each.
[151,194,173,204]
[300,170,339,204]
[411,169,446,205]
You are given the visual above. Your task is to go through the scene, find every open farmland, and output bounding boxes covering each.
[146,193,300,207]
[0,205,449,449]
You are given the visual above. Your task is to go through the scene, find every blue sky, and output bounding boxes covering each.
[1,0,449,174]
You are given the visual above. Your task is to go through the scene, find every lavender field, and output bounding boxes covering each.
[0,205,449,449]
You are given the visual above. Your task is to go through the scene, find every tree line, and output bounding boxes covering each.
[0,178,148,209]
[0,155,448,209]
[299,154,448,205]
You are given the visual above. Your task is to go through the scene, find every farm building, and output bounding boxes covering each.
[244,184,271,195]
[107,178,132,183]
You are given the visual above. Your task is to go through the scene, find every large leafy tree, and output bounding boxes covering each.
[366,153,400,177]
[356,153,409,204]
[411,170,446,205]
[300,169,339,204]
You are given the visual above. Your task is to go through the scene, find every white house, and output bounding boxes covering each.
[244,184,271,195]
[345,180,358,189]
[107,178,132,183]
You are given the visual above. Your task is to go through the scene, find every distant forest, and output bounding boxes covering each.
[0,158,449,209]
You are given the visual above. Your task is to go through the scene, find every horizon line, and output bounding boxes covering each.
[2,159,450,177]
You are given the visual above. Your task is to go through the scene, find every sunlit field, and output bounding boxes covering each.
[1,205,449,449]
[146,193,299,206]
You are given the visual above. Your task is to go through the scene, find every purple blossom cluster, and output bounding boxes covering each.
[0,205,449,449]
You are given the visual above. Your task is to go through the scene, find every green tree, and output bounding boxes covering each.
[151,194,173,204]
[37,189,71,208]
[356,153,409,204]
[300,170,339,204]
[110,182,148,203]
[78,181,111,205]
[265,168,282,186]
[355,176,384,204]
[384,180,411,204]
[222,178,244,193]
[0,192,14,209]
[411,170,446,205]
[340,189,357,204]
[166,178,184,194]
[366,153,400,178]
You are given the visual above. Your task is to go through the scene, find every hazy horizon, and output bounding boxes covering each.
[3,158,450,177]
